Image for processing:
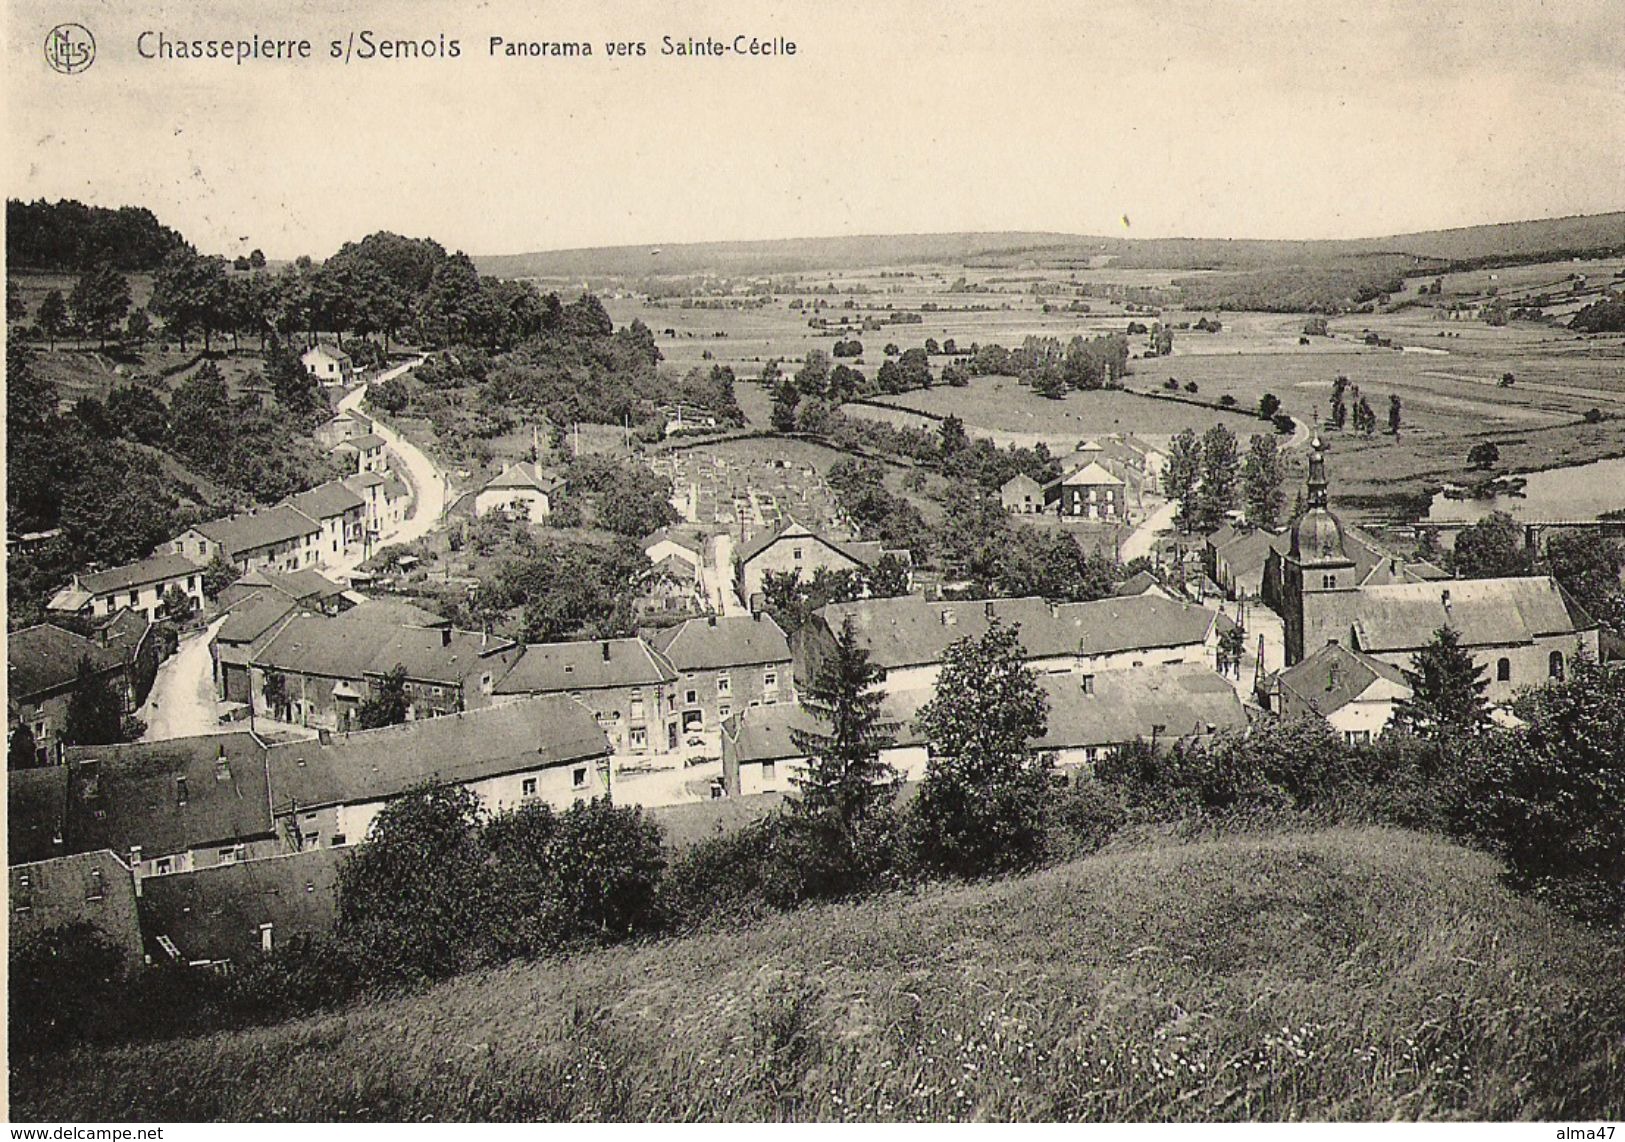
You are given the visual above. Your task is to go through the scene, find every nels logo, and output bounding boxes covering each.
[45,23,96,73]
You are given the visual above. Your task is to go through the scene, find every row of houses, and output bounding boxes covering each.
[7,611,162,766]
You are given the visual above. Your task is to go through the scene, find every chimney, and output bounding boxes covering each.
[708,614,718,628]
[984,600,995,620]
[1441,588,1452,612]
[259,923,274,955]
[318,727,332,746]
[601,640,611,662]
[175,776,189,807]
[130,846,143,897]
[442,627,453,647]
[941,607,956,626]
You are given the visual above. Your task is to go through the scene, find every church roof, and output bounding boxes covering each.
[1320,576,1594,654]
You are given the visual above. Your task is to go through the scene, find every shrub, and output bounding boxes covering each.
[9,923,129,1052]
[659,816,803,928]
[1043,775,1128,861]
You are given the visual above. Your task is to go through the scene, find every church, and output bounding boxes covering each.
[1265,437,1598,704]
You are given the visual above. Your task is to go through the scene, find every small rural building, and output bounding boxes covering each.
[492,637,679,756]
[1113,569,1173,599]
[47,551,206,622]
[61,733,278,881]
[1000,473,1045,514]
[249,616,519,731]
[330,432,388,475]
[301,343,354,386]
[735,519,905,611]
[212,590,307,704]
[8,615,160,766]
[170,506,324,576]
[634,556,707,623]
[645,614,794,741]
[1206,525,1290,601]
[473,462,564,523]
[313,411,374,451]
[643,527,707,575]
[263,695,613,848]
[1267,642,1411,745]
[9,850,146,972]
[139,846,344,969]
[282,480,369,565]
[1044,461,1125,520]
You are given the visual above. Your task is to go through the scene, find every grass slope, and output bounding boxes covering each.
[13,827,1622,1122]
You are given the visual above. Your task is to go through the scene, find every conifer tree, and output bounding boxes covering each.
[1392,626,1491,739]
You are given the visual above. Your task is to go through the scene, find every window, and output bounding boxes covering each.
[717,672,731,696]
[573,767,588,789]
[220,846,240,862]
[1497,657,1512,682]
[481,673,494,696]
[686,689,698,706]
[15,871,32,913]
[763,760,776,780]
[521,777,538,797]
[1081,674,1096,695]
[1549,650,1565,680]
[155,857,172,875]
[764,669,778,691]
[630,726,648,750]
[301,833,319,848]
[332,834,347,847]
[793,546,804,561]
[86,868,105,901]
[719,704,731,720]
[1322,574,1337,589]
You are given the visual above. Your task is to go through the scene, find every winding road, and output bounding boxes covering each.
[335,355,447,563]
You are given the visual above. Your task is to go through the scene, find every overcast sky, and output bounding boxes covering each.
[7,0,1623,260]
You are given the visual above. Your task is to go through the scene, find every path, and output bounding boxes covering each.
[707,533,748,617]
[334,355,448,567]
[139,615,228,740]
[1119,498,1177,563]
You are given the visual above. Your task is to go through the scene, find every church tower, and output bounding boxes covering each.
[1282,436,1356,664]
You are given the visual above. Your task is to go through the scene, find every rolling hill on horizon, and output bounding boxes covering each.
[475,211,1625,279]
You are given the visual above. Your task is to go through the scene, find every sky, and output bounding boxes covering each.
[6,0,1624,260]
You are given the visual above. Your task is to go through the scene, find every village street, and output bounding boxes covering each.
[333,355,446,568]
[706,533,749,617]
[138,615,229,740]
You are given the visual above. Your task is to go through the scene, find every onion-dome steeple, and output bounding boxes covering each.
[1290,435,1349,563]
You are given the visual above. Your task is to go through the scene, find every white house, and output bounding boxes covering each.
[1269,642,1411,746]
[474,462,564,524]
[301,344,354,386]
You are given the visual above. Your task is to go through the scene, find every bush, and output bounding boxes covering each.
[1043,775,1128,862]
[659,816,800,928]
[9,923,129,1052]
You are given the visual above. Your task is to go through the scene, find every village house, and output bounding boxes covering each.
[60,733,278,881]
[212,592,309,705]
[1271,439,1595,696]
[492,638,679,756]
[646,613,794,743]
[9,765,71,865]
[721,663,1245,797]
[249,616,519,730]
[1113,569,1174,600]
[1266,642,1412,745]
[300,343,354,386]
[802,594,1228,695]
[170,505,324,576]
[1044,461,1126,521]
[47,551,206,622]
[330,432,388,475]
[139,846,344,969]
[8,614,160,766]
[473,462,565,523]
[282,481,369,566]
[734,519,909,610]
[9,850,146,971]
[1000,473,1045,514]
[643,526,707,573]
[263,695,613,850]
[313,410,374,451]
[634,556,709,624]
[341,470,411,544]
[218,567,350,616]
[1206,525,1291,601]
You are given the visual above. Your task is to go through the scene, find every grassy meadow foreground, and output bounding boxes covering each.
[14,827,1622,1122]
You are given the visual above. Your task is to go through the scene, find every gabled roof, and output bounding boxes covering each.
[252,616,403,679]
[1276,642,1410,717]
[9,765,70,865]
[338,597,449,628]
[264,695,610,811]
[7,624,127,700]
[495,638,677,695]
[191,506,321,558]
[140,847,344,965]
[1210,527,1290,575]
[1048,461,1124,490]
[63,733,274,859]
[237,567,347,603]
[71,552,202,597]
[282,481,366,522]
[814,594,1219,670]
[1000,472,1044,494]
[649,551,700,580]
[362,626,517,686]
[333,432,386,451]
[1114,569,1164,597]
[643,526,705,558]
[736,519,881,570]
[1331,576,1593,654]
[301,343,351,363]
[646,614,793,671]
[342,471,389,492]
[481,461,563,494]
[215,591,300,647]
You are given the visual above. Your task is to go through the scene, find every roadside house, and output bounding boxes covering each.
[8,616,160,765]
[301,343,353,386]
[493,637,679,755]
[47,552,205,622]
[645,613,794,743]
[170,505,324,576]
[473,462,564,524]
[999,473,1044,514]
[1267,641,1411,745]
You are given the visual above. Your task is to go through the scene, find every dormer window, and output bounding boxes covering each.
[175,775,189,806]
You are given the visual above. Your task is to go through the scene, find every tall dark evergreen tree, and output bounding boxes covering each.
[63,657,126,746]
[1392,626,1491,739]
[789,616,899,835]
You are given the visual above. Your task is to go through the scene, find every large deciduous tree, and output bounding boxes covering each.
[1241,432,1285,529]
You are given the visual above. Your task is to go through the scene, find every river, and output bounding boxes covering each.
[1425,455,1625,524]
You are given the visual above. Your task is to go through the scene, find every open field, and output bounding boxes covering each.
[14,826,1622,1121]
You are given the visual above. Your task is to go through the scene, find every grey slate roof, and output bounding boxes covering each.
[75,552,202,596]
[494,638,677,695]
[646,614,793,671]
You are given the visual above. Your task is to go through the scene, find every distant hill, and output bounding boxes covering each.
[15,826,1623,1121]
[477,212,1625,279]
